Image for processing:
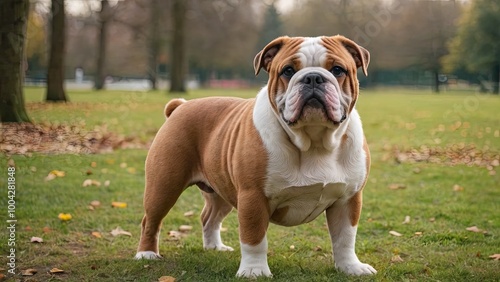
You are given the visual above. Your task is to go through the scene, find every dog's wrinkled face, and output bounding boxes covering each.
[254,36,369,130]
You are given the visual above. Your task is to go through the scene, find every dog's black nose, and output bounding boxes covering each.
[302,73,325,87]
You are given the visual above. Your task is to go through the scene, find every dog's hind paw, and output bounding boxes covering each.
[134,251,161,260]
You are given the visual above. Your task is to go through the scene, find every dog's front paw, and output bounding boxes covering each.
[134,251,162,260]
[204,243,234,252]
[336,261,377,276]
[236,266,272,278]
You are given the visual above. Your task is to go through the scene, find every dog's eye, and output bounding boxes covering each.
[281,66,295,78]
[331,66,347,77]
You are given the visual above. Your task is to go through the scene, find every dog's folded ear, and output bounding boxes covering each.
[338,37,370,76]
[254,36,288,76]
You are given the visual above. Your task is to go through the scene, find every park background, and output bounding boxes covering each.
[0,0,499,281]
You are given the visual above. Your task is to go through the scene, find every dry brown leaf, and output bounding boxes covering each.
[22,268,38,276]
[313,245,322,252]
[289,245,295,250]
[110,227,132,237]
[30,237,43,243]
[429,217,436,222]
[391,255,404,263]
[388,183,406,190]
[90,161,97,168]
[389,230,403,237]
[82,179,101,187]
[104,180,110,187]
[90,200,101,207]
[402,215,411,224]
[489,254,500,260]
[158,276,176,282]
[183,211,194,217]
[120,162,127,168]
[414,232,423,236]
[44,173,57,181]
[453,184,464,191]
[179,225,193,232]
[7,159,15,167]
[49,268,64,274]
[466,226,486,233]
[91,231,102,238]
[0,273,5,279]
[25,226,32,231]
[43,226,52,233]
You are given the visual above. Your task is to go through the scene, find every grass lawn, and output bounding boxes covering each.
[1,87,499,281]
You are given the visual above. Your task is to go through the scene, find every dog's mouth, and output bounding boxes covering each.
[281,95,346,126]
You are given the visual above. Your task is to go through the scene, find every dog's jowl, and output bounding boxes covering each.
[135,35,375,278]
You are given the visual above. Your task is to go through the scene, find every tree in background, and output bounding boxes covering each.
[256,2,283,51]
[169,0,188,93]
[46,0,68,102]
[94,0,111,90]
[443,0,500,94]
[148,0,161,90]
[0,0,31,122]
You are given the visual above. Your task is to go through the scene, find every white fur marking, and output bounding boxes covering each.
[203,223,234,251]
[236,235,272,278]
[134,251,161,260]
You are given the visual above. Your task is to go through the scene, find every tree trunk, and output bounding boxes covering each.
[0,0,31,122]
[169,0,187,93]
[148,0,160,90]
[493,62,499,95]
[46,0,68,102]
[432,70,440,93]
[94,0,110,90]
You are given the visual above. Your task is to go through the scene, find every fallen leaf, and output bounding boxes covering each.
[90,200,101,207]
[43,226,52,233]
[453,184,464,191]
[167,230,183,240]
[388,183,406,190]
[22,268,38,276]
[111,202,127,208]
[58,213,72,221]
[127,167,136,174]
[414,232,423,236]
[30,237,43,243]
[489,254,500,260]
[49,268,64,274]
[289,245,295,250]
[466,226,487,233]
[0,273,5,279]
[158,276,176,282]
[429,217,436,222]
[8,159,15,167]
[104,180,110,187]
[183,211,194,217]
[44,173,56,181]
[110,227,132,237]
[313,245,322,252]
[82,179,101,187]
[391,255,404,263]
[402,215,411,224]
[389,230,402,237]
[90,161,97,167]
[86,170,93,175]
[120,162,127,168]
[91,231,102,238]
[25,226,32,231]
[178,225,193,232]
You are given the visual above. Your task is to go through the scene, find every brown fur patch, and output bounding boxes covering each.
[348,137,371,226]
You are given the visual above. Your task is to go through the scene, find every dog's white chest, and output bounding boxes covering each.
[268,182,347,226]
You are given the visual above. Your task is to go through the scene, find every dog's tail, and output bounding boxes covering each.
[164,98,186,118]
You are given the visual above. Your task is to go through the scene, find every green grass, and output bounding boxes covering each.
[1,87,499,281]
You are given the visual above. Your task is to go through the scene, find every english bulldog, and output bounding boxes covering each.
[135,35,375,278]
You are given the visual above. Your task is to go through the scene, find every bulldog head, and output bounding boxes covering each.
[254,36,369,151]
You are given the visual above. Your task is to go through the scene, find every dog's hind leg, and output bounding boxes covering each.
[135,149,191,259]
[199,186,234,251]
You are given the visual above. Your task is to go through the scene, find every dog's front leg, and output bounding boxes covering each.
[236,190,272,278]
[326,190,376,275]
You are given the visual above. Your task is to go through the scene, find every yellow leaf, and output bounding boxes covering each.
[158,276,176,282]
[111,202,127,208]
[178,225,193,232]
[391,255,404,263]
[453,184,464,191]
[50,170,65,177]
[82,179,101,187]
[127,167,136,174]
[91,231,102,238]
[58,213,72,221]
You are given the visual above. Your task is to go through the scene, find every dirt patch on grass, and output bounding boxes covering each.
[0,122,150,155]
[392,144,499,174]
